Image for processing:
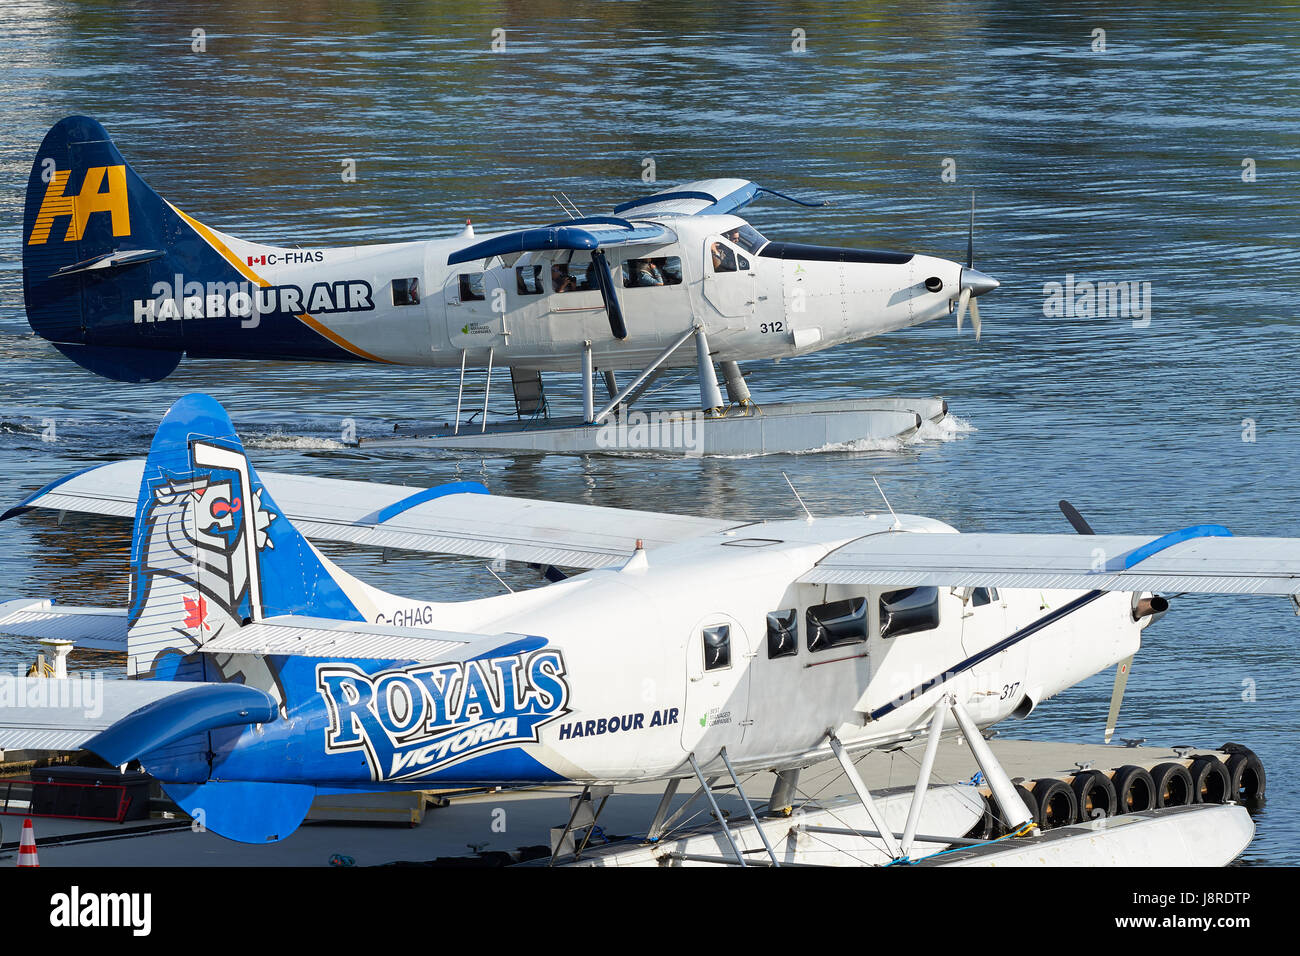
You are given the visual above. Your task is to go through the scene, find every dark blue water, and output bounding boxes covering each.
[1,1,1297,863]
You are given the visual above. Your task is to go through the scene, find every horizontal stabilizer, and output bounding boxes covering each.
[0,677,272,755]
[0,599,127,651]
[199,614,476,661]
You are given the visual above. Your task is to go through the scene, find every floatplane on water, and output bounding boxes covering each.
[22,116,998,455]
[0,394,1295,864]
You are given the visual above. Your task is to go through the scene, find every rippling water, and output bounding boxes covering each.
[1,0,1298,863]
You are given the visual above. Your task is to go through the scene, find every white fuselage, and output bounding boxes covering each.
[216,214,965,374]
[319,513,1147,783]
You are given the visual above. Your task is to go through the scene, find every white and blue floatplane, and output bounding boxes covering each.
[22,116,997,454]
[0,394,1292,865]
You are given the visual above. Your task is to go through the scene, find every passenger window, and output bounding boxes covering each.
[458,273,485,302]
[702,625,731,671]
[806,598,868,652]
[880,587,940,639]
[391,277,420,306]
[516,265,543,295]
[766,609,798,658]
[622,256,683,288]
[971,587,998,608]
[549,262,596,293]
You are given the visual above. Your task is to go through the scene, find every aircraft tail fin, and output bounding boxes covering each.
[22,115,193,381]
[127,392,369,680]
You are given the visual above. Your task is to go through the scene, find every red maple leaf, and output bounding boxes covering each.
[183,595,209,632]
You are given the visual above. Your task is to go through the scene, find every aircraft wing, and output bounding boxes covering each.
[613,178,763,218]
[5,460,734,569]
[799,526,1300,596]
[447,217,675,266]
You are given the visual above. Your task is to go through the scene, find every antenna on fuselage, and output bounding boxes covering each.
[873,476,901,530]
[782,471,814,522]
[552,194,577,219]
[559,191,585,218]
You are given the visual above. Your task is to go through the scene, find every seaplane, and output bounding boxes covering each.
[0,394,1296,865]
[21,115,998,455]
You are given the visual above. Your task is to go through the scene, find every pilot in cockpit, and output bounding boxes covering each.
[710,241,737,273]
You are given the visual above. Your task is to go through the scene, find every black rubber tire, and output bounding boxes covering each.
[963,793,995,840]
[1031,777,1079,829]
[1015,783,1041,829]
[1225,750,1266,802]
[1071,769,1119,820]
[1150,762,1195,808]
[1188,755,1231,804]
[989,783,1040,836]
[1111,765,1157,813]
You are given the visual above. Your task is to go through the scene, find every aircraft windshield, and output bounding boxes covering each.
[723,224,768,254]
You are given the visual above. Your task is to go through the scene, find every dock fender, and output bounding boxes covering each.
[1222,748,1266,802]
[1111,765,1156,813]
[1149,762,1194,808]
[161,779,317,844]
[1188,755,1231,805]
[1070,769,1118,819]
[1030,778,1079,828]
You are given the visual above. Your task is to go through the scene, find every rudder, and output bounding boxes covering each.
[23,115,183,381]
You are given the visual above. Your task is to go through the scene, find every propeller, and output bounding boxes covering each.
[955,193,999,341]
[1057,499,1132,744]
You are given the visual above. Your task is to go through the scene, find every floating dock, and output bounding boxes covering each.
[0,737,1261,867]
[357,397,949,456]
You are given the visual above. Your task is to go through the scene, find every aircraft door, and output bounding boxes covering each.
[702,236,756,324]
[959,587,1019,719]
[681,613,753,757]
[446,266,508,350]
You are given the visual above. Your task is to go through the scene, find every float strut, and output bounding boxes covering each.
[694,325,725,414]
[950,699,1034,832]
[720,360,751,406]
[768,768,800,816]
[581,341,594,424]
[593,325,696,424]
[481,347,493,433]
[454,348,467,435]
[827,733,900,860]
[899,697,948,858]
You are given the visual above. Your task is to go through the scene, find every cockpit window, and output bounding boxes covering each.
[622,256,683,288]
[710,241,738,273]
[728,224,768,254]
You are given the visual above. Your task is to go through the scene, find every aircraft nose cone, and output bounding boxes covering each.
[960,267,999,297]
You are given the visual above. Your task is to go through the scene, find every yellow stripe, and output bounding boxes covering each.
[168,201,393,364]
[293,311,391,364]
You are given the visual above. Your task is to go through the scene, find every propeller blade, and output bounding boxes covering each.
[955,287,970,333]
[1058,499,1096,536]
[969,296,982,342]
[1104,655,1133,744]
